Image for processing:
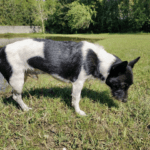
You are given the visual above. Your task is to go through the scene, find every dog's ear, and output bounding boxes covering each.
[128,57,140,68]
[111,61,128,75]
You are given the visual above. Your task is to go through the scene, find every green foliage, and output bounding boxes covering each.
[0,0,35,26]
[131,0,148,31]
[46,2,69,33]
[65,1,96,30]
[102,0,120,32]
[0,0,149,33]
[118,0,148,32]
[32,0,49,33]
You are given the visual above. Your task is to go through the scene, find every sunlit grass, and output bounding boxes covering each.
[0,33,150,149]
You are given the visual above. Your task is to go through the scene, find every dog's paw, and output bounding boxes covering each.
[28,107,32,111]
[21,105,32,111]
[77,110,86,116]
[23,107,32,111]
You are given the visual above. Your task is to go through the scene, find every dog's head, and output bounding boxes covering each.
[106,57,140,102]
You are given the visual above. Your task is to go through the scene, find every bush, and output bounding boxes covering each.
[65,1,96,30]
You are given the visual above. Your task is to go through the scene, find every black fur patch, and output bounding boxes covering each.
[84,49,105,80]
[113,55,122,63]
[28,40,83,82]
[0,47,12,82]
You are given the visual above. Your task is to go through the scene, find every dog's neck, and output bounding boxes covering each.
[104,55,122,80]
[81,41,119,81]
[98,52,117,80]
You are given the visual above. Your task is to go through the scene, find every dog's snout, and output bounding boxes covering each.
[112,90,128,102]
[122,98,127,103]
[114,90,123,98]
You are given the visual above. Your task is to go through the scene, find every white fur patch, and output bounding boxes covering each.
[81,41,116,79]
[71,66,90,116]
[5,39,44,71]
[5,39,45,93]
[77,66,90,82]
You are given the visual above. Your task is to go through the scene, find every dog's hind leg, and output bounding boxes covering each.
[9,71,32,111]
[72,81,86,116]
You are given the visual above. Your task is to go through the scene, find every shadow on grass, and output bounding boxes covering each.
[2,87,119,110]
[2,93,21,109]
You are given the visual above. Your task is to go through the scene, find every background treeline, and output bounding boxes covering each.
[0,0,150,33]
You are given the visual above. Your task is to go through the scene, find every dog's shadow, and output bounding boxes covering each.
[2,87,119,109]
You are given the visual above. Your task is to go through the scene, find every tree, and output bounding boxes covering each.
[0,0,149,33]
[0,0,36,26]
[65,1,96,31]
[31,0,48,33]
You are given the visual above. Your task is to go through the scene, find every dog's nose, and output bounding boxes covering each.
[122,99,127,103]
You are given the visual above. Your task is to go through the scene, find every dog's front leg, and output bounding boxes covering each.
[72,81,86,116]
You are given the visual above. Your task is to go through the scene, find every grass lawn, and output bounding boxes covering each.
[0,33,150,149]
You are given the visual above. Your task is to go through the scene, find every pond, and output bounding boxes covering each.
[0,36,102,47]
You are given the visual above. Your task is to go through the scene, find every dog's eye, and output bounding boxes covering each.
[113,83,119,88]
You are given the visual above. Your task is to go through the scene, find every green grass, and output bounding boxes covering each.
[0,34,150,149]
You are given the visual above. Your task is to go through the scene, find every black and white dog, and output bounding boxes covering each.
[0,39,140,116]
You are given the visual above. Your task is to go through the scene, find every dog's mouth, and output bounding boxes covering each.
[111,90,128,103]
[111,91,128,103]
[120,98,127,103]
[113,96,127,103]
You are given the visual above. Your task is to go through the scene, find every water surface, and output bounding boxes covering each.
[0,36,102,47]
